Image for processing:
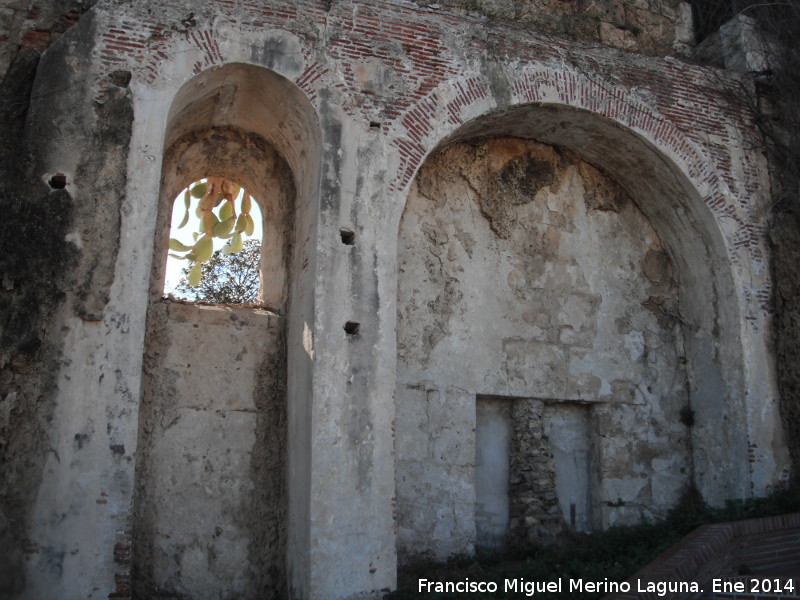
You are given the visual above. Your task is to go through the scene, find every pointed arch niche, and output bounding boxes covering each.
[133,63,320,599]
[395,104,749,561]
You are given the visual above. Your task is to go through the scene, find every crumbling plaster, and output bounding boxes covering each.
[416,0,694,57]
[0,0,790,598]
[395,138,692,561]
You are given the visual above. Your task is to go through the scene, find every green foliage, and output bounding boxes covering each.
[169,177,257,287]
[175,239,260,304]
[386,485,800,599]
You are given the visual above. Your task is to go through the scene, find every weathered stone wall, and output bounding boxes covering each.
[395,385,475,563]
[0,1,97,80]
[0,45,57,597]
[0,0,790,598]
[0,0,693,76]
[0,183,77,596]
[0,6,133,597]
[509,399,560,544]
[425,0,694,56]
[396,137,692,561]
[134,301,286,599]
[128,57,302,599]
[771,215,800,484]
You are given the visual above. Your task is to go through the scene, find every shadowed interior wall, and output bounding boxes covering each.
[396,136,691,561]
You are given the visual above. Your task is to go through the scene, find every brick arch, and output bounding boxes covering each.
[387,65,772,326]
[389,69,775,505]
[389,69,739,228]
[93,16,325,111]
[506,68,766,285]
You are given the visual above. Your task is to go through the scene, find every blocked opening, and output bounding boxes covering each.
[543,403,594,534]
[476,396,595,549]
[139,143,292,599]
[396,132,695,561]
[415,105,750,507]
[135,62,322,600]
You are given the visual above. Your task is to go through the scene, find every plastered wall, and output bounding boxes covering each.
[134,302,286,599]
[0,1,791,598]
[396,138,691,561]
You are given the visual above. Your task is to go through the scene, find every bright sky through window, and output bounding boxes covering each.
[164,180,263,297]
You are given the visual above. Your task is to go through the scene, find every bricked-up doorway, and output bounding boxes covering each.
[133,63,320,600]
[507,399,596,541]
[476,396,596,549]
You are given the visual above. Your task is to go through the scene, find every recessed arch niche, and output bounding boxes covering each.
[133,63,320,599]
[394,103,747,561]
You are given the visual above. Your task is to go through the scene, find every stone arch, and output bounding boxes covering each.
[392,78,772,559]
[151,61,320,310]
[133,62,321,599]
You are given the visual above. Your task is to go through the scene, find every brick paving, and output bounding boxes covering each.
[602,514,800,600]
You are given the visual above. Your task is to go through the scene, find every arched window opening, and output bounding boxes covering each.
[163,177,264,304]
[135,62,322,600]
[152,125,295,313]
